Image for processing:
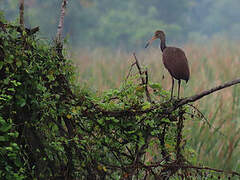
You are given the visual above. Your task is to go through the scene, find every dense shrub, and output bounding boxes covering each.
[0,15,76,178]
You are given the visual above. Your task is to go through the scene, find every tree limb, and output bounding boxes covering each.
[19,0,24,26]
[176,78,240,108]
[161,164,240,176]
[56,0,68,43]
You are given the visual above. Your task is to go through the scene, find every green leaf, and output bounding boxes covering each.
[0,136,8,141]
[142,102,151,110]
[6,55,14,64]
[150,83,162,90]
[16,60,22,67]
[97,118,104,125]
[0,123,12,132]
[47,74,55,81]
[7,88,15,92]
[17,98,26,107]
[112,118,119,123]
[0,61,3,70]
[11,80,21,86]
[161,118,170,123]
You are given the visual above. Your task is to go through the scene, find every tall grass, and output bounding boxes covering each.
[72,40,240,172]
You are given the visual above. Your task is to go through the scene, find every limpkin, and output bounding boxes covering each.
[145,30,190,99]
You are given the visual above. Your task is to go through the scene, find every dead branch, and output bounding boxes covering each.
[56,0,68,43]
[161,164,240,177]
[176,78,240,108]
[126,62,136,80]
[19,0,24,26]
[133,53,152,103]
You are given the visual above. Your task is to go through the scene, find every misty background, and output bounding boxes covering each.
[1,0,240,50]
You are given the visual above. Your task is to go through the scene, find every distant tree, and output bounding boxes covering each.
[3,0,240,48]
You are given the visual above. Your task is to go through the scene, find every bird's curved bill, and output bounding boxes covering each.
[145,36,157,48]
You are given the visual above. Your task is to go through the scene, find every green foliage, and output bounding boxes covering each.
[0,17,75,178]
[0,117,25,179]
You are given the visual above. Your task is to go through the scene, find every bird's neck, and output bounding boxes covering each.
[160,39,166,52]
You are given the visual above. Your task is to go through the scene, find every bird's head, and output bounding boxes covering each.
[145,30,165,48]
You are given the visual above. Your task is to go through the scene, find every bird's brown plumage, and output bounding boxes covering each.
[145,30,190,99]
[162,47,189,82]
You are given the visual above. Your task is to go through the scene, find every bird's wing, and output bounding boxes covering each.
[162,47,190,81]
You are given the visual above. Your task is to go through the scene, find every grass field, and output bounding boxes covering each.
[72,40,240,173]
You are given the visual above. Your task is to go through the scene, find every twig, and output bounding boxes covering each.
[19,0,24,26]
[56,0,68,43]
[133,53,145,84]
[133,53,152,102]
[126,62,136,80]
[144,69,153,103]
[187,104,211,127]
[145,155,170,168]
[187,104,227,137]
[145,70,149,85]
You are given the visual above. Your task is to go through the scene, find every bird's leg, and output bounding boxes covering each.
[177,80,181,99]
[171,77,174,100]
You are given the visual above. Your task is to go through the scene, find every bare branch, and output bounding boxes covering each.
[126,62,136,80]
[19,0,24,26]
[56,0,68,43]
[177,78,240,107]
[133,53,152,103]
[163,164,240,176]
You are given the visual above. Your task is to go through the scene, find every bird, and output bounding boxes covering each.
[145,30,190,99]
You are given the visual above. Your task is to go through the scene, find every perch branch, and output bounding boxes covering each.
[56,0,68,43]
[19,0,24,26]
[163,164,240,177]
[176,78,240,108]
